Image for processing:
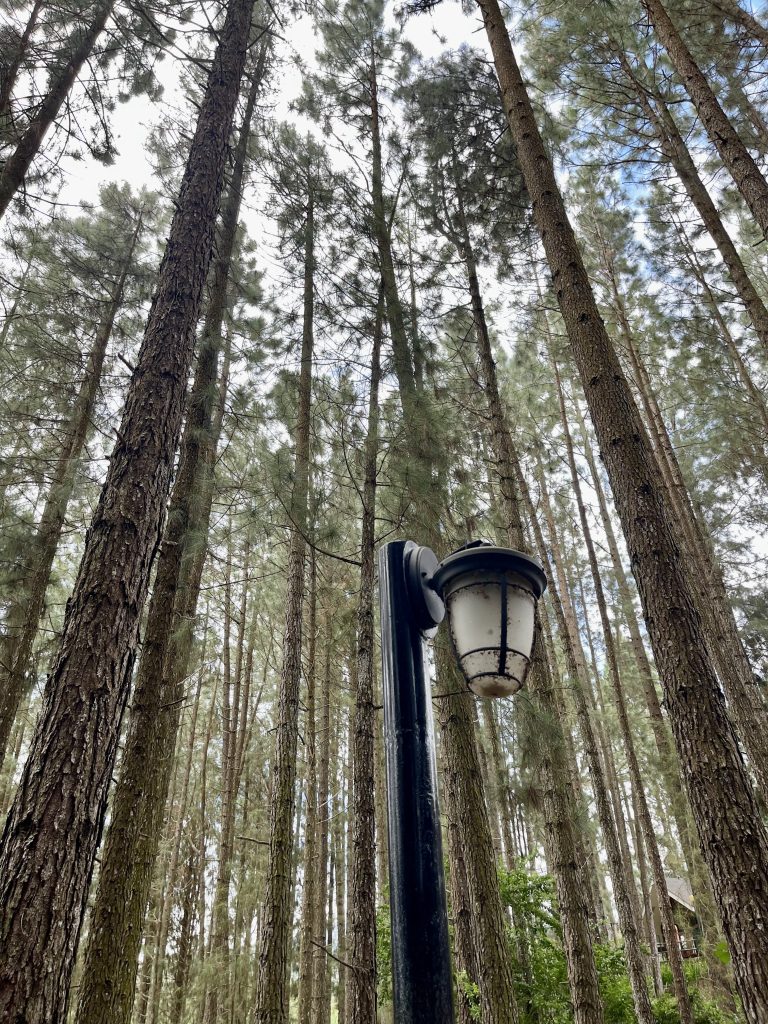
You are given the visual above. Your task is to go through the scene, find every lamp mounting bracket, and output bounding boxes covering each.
[403,542,445,638]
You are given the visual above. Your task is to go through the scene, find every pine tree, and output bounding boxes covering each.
[0,2,255,1018]
[408,0,768,1017]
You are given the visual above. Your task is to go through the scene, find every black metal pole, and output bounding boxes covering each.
[378,540,455,1024]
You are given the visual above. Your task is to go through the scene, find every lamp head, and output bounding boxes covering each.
[432,541,547,698]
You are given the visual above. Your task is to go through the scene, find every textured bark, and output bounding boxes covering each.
[333,749,348,1024]
[511,461,610,944]
[535,458,653,1024]
[167,650,208,1024]
[253,184,314,1024]
[554,362,693,1024]
[373,666,388,902]
[170,841,200,1024]
[0,0,116,219]
[145,754,184,1024]
[475,1,768,1017]
[199,679,220,964]
[539,603,609,940]
[369,47,416,411]
[620,318,768,804]
[0,0,44,132]
[443,817,477,1024]
[0,211,143,768]
[668,213,768,439]
[628,785,663,996]
[642,0,768,238]
[710,0,768,47]
[0,3,254,1019]
[451,188,604,1023]
[573,402,731,991]
[482,703,518,867]
[618,54,768,356]
[311,639,332,1024]
[204,539,253,1024]
[435,662,520,1024]
[346,293,382,1024]
[73,52,264,1024]
[473,703,504,861]
[298,555,319,1024]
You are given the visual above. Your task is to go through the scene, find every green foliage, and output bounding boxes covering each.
[712,941,731,966]
[594,946,636,1024]
[456,971,481,1020]
[499,862,570,1023]
[496,863,738,1024]
[375,898,392,1006]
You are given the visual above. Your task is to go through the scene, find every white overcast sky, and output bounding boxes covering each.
[56,2,484,209]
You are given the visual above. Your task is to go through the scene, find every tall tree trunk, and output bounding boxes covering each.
[641,0,768,238]
[572,402,734,1002]
[482,703,517,868]
[72,49,265,1024]
[311,636,332,1024]
[617,53,768,356]
[145,752,185,1024]
[199,678,220,966]
[369,47,416,411]
[474,1,768,1017]
[298,554,319,1024]
[333,738,348,1024]
[0,0,45,133]
[253,182,315,1024]
[553,358,694,1024]
[346,292,383,1024]
[710,0,768,46]
[666,207,768,440]
[451,185,605,1024]
[204,536,252,1024]
[616,305,768,803]
[0,209,143,767]
[510,459,611,942]
[0,3,254,1019]
[434,658,521,1024]
[170,839,200,1024]
[372,48,519,1020]
[166,636,208,1024]
[535,454,653,1024]
[0,0,116,220]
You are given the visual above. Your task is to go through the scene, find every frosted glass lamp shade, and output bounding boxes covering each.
[433,545,546,698]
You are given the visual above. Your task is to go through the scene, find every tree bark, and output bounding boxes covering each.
[617,52,768,356]
[346,291,383,1024]
[535,455,653,1024]
[554,358,694,1024]
[642,0,768,239]
[618,309,768,803]
[311,635,332,1024]
[0,3,254,1019]
[298,554,319,1024]
[435,659,521,1024]
[710,0,768,47]
[0,0,45,134]
[72,50,265,1024]
[0,209,143,767]
[333,741,348,1024]
[204,536,253,1024]
[0,0,116,220]
[253,181,315,1024]
[451,185,605,1024]
[474,1,768,1017]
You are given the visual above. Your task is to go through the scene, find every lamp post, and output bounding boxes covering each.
[378,539,547,1024]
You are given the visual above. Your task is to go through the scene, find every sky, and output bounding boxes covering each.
[56,2,481,212]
